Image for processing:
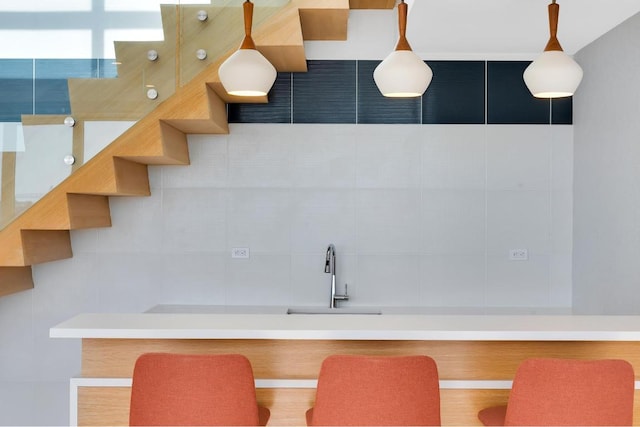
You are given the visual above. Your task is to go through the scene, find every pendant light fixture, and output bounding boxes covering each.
[523,0,583,98]
[218,0,277,97]
[373,0,432,98]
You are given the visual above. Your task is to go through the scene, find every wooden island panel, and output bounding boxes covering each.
[82,338,640,379]
[77,338,640,426]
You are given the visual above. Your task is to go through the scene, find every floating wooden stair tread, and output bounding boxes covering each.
[21,230,73,266]
[0,0,391,297]
[349,0,395,9]
[0,267,34,296]
[66,195,112,230]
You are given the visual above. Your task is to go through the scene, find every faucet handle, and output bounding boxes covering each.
[334,283,349,302]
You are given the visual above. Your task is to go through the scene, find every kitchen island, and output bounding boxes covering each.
[51,306,640,426]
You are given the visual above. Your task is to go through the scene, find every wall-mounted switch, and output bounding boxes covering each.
[509,249,528,261]
[231,247,250,259]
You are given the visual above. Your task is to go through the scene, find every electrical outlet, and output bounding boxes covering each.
[231,247,250,259]
[509,249,528,261]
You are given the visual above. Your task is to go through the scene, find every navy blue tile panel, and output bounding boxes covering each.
[0,58,573,125]
[487,61,550,124]
[357,60,421,124]
[0,59,33,122]
[228,72,292,124]
[35,59,98,115]
[552,97,573,124]
[293,60,356,124]
[423,61,485,124]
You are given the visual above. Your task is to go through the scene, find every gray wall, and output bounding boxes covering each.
[573,12,640,314]
[67,124,574,310]
[0,122,573,425]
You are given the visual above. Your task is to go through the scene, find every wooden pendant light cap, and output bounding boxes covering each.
[395,0,412,51]
[240,0,257,50]
[544,0,563,52]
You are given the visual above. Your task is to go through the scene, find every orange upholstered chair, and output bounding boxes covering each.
[306,354,441,426]
[478,358,635,426]
[129,353,269,426]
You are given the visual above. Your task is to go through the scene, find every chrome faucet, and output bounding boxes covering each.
[325,244,349,308]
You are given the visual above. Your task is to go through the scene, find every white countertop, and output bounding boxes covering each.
[49,305,640,341]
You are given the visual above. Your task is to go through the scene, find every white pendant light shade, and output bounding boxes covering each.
[374,0,431,98]
[218,0,277,97]
[219,49,276,96]
[523,51,583,98]
[523,0,583,98]
[374,51,432,98]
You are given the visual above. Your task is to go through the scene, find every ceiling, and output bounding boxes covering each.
[404,0,640,57]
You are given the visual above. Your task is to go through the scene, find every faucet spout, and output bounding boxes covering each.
[325,244,334,274]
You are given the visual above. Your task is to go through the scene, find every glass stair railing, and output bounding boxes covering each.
[0,0,288,232]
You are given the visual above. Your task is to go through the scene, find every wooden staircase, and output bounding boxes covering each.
[0,0,393,298]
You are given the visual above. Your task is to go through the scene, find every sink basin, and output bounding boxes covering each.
[287,307,382,315]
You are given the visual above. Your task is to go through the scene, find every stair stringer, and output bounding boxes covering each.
[0,70,233,296]
[0,0,389,297]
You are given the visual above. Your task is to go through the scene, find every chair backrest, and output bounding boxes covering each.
[129,353,266,426]
[504,358,635,426]
[308,354,441,426]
